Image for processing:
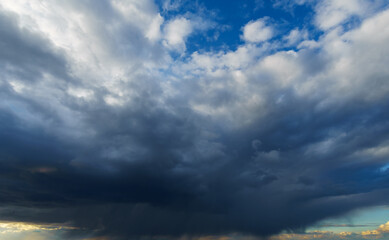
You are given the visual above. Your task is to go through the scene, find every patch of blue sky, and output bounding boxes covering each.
[309,205,389,233]
[380,163,389,173]
[156,0,317,54]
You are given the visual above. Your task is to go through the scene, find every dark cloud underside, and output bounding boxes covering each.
[1,1,389,239]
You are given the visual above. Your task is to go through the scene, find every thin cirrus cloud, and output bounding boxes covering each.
[0,0,389,240]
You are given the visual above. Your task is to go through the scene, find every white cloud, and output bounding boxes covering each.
[163,17,193,51]
[145,14,164,41]
[111,0,165,41]
[162,0,182,12]
[242,18,274,43]
[167,7,389,130]
[284,28,308,46]
[1,0,388,153]
[314,0,368,30]
[0,0,171,140]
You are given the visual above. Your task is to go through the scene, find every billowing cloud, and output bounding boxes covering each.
[0,0,389,240]
[241,18,274,43]
[163,17,193,51]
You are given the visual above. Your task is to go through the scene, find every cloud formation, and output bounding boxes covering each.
[0,0,389,239]
[270,220,389,240]
[241,18,274,43]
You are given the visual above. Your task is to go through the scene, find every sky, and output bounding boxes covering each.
[0,0,389,239]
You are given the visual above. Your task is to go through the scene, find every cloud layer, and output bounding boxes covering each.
[1,0,389,239]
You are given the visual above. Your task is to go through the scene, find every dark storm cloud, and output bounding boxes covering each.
[2,91,389,239]
[1,1,389,240]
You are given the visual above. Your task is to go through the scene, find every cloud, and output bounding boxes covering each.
[162,13,216,52]
[284,28,308,46]
[272,0,313,12]
[314,0,367,30]
[241,18,274,43]
[145,14,164,42]
[0,221,77,240]
[163,17,193,51]
[269,220,389,239]
[0,1,389,240]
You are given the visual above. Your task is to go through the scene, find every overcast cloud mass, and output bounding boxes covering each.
[1,0,389,239]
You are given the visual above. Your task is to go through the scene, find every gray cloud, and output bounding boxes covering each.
[1,1,389,240]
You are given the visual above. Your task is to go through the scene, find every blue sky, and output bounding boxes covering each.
[1,0,389,240]
[308,205,389,233]
[156,0,317,52]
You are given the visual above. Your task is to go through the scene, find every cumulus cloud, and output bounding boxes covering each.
[241,18,274,43]
[0,0,389,240]
[163,17,193,51]
[162,14,216,52]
